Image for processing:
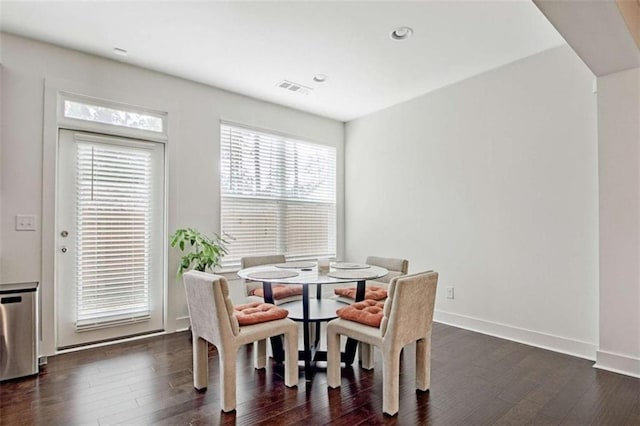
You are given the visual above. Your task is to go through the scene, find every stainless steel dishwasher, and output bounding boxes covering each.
[0,282,39,381]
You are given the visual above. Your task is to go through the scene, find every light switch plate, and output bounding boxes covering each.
[16,214,37,231]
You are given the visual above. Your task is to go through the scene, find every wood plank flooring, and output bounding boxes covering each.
[1,323,638,425]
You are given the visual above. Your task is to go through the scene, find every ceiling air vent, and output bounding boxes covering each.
[277,80,312,95]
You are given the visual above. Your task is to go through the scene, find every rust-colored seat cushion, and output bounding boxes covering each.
[336,300,385,328]
[334,285,388,301]
[251,284,303,300]
[233,302,289,326]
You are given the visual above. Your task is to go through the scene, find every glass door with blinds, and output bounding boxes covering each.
[56,129,165,348]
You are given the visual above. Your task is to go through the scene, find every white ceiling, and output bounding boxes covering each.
[0,1,565,122]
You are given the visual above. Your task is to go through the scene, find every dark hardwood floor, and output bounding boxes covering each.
[1,323,638,425]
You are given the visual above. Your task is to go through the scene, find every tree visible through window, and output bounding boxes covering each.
[64,100,164,133]
[220,123,336,268]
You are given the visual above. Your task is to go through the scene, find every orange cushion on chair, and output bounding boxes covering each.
[251,284,303,300]
[233,302,289,326]
[336,300,385,328]
[334,285,388,301]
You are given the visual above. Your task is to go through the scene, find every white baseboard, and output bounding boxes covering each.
[54,330,168,355]
[594,350,640,378]
[175,315,190,332]
[434,310,597,361]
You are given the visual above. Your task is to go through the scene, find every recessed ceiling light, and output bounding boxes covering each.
[390,26,413,41]
[313,74,328,83]
[113,47,128,57]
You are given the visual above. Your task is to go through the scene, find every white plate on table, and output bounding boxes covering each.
[331,262,370,270]
[274,261,316,269]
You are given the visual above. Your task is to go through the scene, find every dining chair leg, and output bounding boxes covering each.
[382,348,402,416]
[359,342,375,370]
[284,327,299,387]
[254,340,267,369]
[220,347,238,412]
[415,337,431,391]
[192,335,209,390]
[326,327,342,388]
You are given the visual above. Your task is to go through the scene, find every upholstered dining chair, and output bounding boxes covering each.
[333,256,409,303]
[327,271,438,416]
[241,255,303,304]
[183,270,299,412]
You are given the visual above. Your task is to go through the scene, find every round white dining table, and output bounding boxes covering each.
[237,262,388,378]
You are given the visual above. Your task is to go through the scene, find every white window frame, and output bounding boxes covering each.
[220,121,337,269]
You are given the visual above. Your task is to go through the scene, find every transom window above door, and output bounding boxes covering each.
[220,123,337,269]
[59,92,168,141]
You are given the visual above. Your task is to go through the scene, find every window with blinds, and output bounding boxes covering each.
[220,123,337,268]
[75,142,154,329]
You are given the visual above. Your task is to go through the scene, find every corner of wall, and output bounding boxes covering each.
[0,63,4,282]
[596,67,640,379]
[594,350,640,378]
[344,46,599,362]
[435,311,598,361]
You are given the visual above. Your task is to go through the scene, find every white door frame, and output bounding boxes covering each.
[42,78,170,356]
[56,130,165,348]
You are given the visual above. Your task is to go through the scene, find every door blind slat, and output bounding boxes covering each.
[75,143,154,326]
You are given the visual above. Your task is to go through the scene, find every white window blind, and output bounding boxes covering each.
[75,142,154,329]
[220,123,337,268]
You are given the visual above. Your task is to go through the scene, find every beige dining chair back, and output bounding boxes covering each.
[241,254,303,304]
[241,254,286,269]
[366,256,409,285]
[183,270,298,412]
[333,256,409,305]
[327,271,438,416]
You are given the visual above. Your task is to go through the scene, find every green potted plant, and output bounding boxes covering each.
[170,228,229,277]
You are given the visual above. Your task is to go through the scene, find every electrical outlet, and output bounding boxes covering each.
[446,287,454,300]
[15,214,37,231]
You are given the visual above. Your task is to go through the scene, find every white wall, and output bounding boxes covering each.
[0,64,3,280]
[345,45,599,358]
[596,67,640,377]
[0,33,344,355]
